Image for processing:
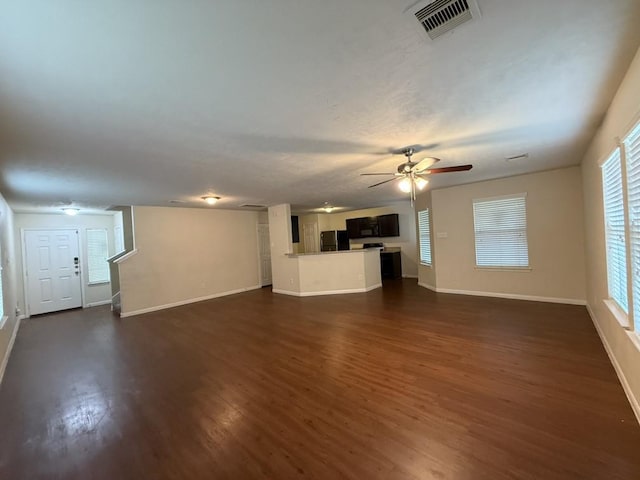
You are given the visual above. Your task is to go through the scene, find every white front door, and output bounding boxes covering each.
[257,224,272,286]
[24,229,82,316]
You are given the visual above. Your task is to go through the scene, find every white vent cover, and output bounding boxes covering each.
[406,0,481,41]
[240,204,267,209]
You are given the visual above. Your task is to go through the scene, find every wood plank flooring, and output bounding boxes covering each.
[0,279,638,479]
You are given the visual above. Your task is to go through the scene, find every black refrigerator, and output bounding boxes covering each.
[320,230,349,251]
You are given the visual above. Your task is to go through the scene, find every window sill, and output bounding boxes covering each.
[88,281,110,286]
[603,299,631,329]
[0,315,8,330]
[474,266,532,272]
[628,331,640,353]
[420,262,432,268]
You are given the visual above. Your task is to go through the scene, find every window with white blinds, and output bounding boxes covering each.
[418,209,432,266]
[602,149,629,314]
[0,250,4,322]
[87,229,110,284]
[473,194,529,268]
[624,122,640,330]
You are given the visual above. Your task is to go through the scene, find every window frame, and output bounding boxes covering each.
[600,115,640,337]
[601,147,631,318]
[0,254,6,330]
[86,228,111,285]
[472,193,530,270]
[418,208,432,267]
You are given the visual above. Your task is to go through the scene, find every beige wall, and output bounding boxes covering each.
[581,46,640,417]
[426,167,586,302]
[14,213,117,311]
[0,192,19,380]
[268,204,300,294]
[118,206,261,315]
[110,206,134,252]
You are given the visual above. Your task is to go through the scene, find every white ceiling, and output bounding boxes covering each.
[1,0,640,214]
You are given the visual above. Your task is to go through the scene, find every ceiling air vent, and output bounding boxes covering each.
[407,0,481,41]
[240,204,267,209]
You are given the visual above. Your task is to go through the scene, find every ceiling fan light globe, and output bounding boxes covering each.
[398,177,412,193]
[415,177,428,190]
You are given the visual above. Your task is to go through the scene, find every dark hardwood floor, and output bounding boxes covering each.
[0,279,638,479]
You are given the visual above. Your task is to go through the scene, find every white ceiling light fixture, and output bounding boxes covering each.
[323,203,334,213]
[62,207,79,216]
[398,177,413,193]
[361,147,471,205]
[414,176,429,190]
[202,196,220,205]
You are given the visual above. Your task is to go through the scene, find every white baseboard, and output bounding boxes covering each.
[85,300,112,308]
[271,288,300,296]
[586,305,640,425]
[273,283,383,297]
[0,316,22,386]
[120,285,262,318]
[418,282,437,292]
[417,283,585,305]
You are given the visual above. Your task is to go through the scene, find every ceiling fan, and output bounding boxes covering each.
[361,147,473,204]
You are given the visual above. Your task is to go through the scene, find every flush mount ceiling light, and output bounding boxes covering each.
[323,202,334,213]
[202,196,220,205]
[62,207,79,216]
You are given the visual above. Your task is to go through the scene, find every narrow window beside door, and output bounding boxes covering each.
[0,244,5,327]
[87,229,110,284]
[418,209,432,266]
[624,122,640,332]
[602,149,629,314]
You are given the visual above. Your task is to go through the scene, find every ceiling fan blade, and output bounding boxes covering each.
[360,172,396,176]
[413,157,440,172]
[368,178,398,188]
[422,165,473,174]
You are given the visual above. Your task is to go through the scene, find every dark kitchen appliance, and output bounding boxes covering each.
[320,230,349,251]
[380,248,402,279]
[363,243,402,279]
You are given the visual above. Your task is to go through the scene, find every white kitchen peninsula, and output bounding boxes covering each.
[273,249,382,296]
[268,203,382,296]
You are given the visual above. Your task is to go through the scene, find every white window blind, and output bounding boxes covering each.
[0,260,4,322]
[473,195,529,268]
[87,229,110,284]
[418,209,432,266]
[624,123,640,329]
[602,149,629,313]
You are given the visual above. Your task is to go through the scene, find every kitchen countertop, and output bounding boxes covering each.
[286,248,380,258]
